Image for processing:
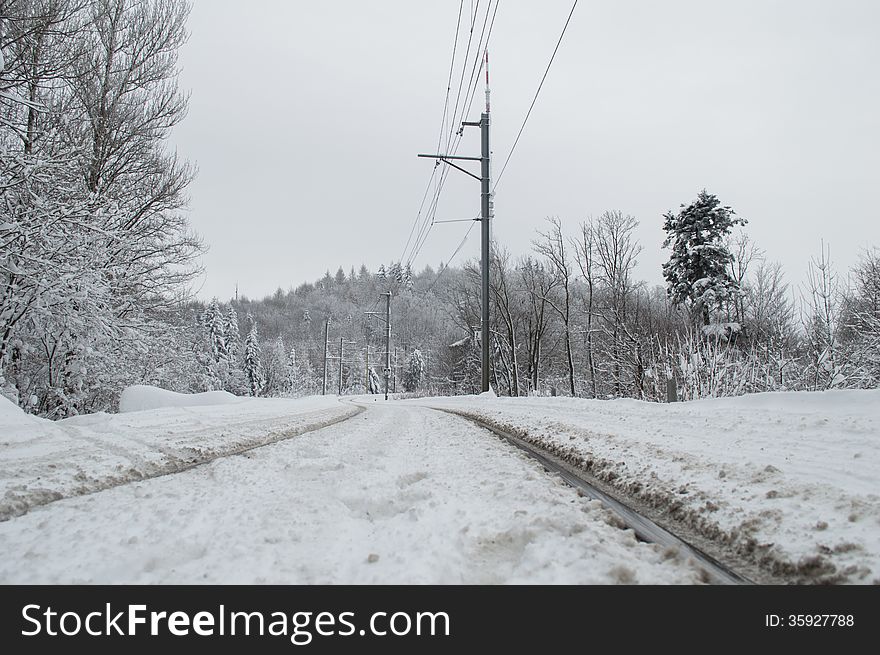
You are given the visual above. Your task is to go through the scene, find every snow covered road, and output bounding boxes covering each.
[0,401,711,584]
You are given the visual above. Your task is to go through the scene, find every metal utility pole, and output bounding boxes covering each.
[365,344,370,389]
[418,49,492,393]
[338,336,344,396]
[384,291,391,400]
[479,108,490,393]
[322,317,330,395]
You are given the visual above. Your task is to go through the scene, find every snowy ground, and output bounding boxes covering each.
[0,399,710,584]
[412,390,880,584]
[3,388,875,584]
[0,393,356,520]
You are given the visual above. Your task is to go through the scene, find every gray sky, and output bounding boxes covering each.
[174,0,880,302]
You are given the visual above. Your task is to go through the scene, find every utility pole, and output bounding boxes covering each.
[384,291,391,400]
[479,112,490,392]
[322,317,330,395]
[338,336,344,396]
[365,344,370,390]
[418,49,492,393]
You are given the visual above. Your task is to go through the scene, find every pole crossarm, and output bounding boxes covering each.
[418,154,482,182]
[417,154,482,161]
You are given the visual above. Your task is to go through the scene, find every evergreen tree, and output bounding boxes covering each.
[223,305,247,394]
[377,264,387,280]
[662,190,747,324]
[243,314,264,397]
[404,263,415,292]
[286,346,299,394]
[403,349,426,392]
[202,299,228,363]
[201,299,229,390]
[224,306,241,362]
[389,262,403,284]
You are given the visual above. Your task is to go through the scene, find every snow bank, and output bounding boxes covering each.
[0,395,58,444]
[119,385,243,412]
[413,390,880,584]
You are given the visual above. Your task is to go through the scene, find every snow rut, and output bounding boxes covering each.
[0,404,362,521]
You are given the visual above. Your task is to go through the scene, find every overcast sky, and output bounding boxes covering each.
[174,0,880,302]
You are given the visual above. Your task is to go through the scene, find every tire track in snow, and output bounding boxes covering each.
[0,405,364,522]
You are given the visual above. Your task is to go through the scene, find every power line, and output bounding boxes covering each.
[459,0,499,126]
[400,1,465,265]
[493,0,578,192]
[400,166,439,264]
[424,221,478,293]
[444,0,481,157]
[407,1,499,269]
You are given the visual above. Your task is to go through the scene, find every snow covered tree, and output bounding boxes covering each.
[225,306,241,361]
[243,314,264,397]
[377,264,387,281]
[842,248,880,387]
[662,190,747,325]
[202,300,228,363]
[367,366,382,394]
[286,347,299,394]
[801,242,845,390]
[0,0,203,416]
[199,299,230,391]
[262,335,289,396]
[403,349,425,392]
[221,305,246,393]
[389,262,403,284]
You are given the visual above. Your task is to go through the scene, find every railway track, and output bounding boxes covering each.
[435,407,753,585]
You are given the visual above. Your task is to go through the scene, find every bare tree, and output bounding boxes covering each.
[593,211,642,396]
[747,260,796,388]
[488,244,521,396]
[533,217,575,396]
[518,256,558,394]
[573,217,598,397]
[841,248,880,386]
[725,230,762,326]
[801,241,843,390]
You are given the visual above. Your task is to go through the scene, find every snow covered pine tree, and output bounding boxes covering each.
[662,190,747,325]
[243,314,264,397]
[403,349,426,392]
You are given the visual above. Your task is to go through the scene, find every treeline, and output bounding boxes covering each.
[183,191,879,405]
[0,0,201,417]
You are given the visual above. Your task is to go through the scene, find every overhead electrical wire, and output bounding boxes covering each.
[492,0,578,192]
[424,220,477,294]
[407,0,499,270]
[406,1,488,267]
[399,0,464,265]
